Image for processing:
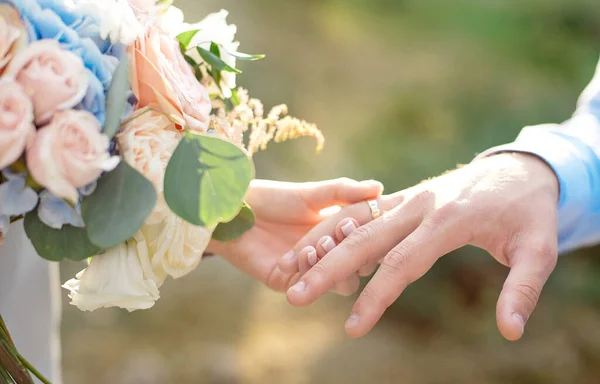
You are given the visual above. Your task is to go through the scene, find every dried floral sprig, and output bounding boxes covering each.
[210,88,324,156]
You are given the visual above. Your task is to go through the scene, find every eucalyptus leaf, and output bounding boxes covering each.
[227,51,265,61]
[212,203,255,242]
[176,29,200,51]
[24,212,101,262]
[103,55,130,138]
[164,132,254,227]
[82,162,157,248]
[197,47,241,74]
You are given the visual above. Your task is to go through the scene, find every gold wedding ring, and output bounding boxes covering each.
[366,199,381,220]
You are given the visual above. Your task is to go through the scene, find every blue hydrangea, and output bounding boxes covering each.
[37,190,84,229]
[1,0,127,126]
[0,170,38,217]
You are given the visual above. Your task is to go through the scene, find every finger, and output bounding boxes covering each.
[345,224,461,338]
[316,236,336,259]
[334,218,360,243]
[315,234,360,296]
[265,266,301,293]
[331,274,361,297]
[298,246,317,276]
[358,262,378,277]
[295,194,402,257]
[299,178,384,211]
[279,249,300,273]
[279,205,374,276]
[496,241,557,341]
[334,219,378,276]
[287,203,422,307]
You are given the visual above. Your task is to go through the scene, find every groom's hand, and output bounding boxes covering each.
[286,153,560,341]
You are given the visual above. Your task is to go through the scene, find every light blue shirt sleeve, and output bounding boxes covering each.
[477,57,600,254]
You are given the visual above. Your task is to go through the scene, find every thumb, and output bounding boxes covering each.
[300,178,384,211]
[496,241,557,341]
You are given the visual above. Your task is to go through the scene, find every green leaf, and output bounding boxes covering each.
[212,203,255,241]
[176,29,200,51]
[230,88,241,107]
[164,131,254,227]
[103,55,130,139]
[227,51,266,61]
[210,42,221,56]
[197,46,241,74]
[24,212,101,262]
[82,161,157,248]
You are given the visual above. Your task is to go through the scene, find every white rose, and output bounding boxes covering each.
[72,0,145,45]
[62,233,165,312]
[162,8,240,98]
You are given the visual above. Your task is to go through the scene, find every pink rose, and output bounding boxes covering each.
[130,26,211,131]
[6,40,88,125]
[0,4,27,72]
[0,78,35,170]
[27,110,119,203]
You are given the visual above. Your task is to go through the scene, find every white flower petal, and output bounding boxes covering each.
[62,238,161,312]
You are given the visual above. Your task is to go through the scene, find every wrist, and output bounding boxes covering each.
[481,152,560,202]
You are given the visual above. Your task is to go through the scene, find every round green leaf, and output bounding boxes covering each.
[82,161,157,248]
[212,203,255,242]
[23,213,101,262]
[164,132,254,227]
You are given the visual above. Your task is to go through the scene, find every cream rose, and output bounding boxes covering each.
[27,110,119,203]
[142,213,213,279]
[0,4,27,71]
[6,40,88,124]
[62,233,164,312]
[131,25,212,131]
[118,110,213,279]
[117,110,181,224]
[0,78,35,170]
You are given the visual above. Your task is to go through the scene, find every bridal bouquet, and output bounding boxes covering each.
[0,0,322,381]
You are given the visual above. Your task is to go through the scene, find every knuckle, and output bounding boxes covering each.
[382,245,411,277]
[407,188,434,208]
[510,281,541,309]
[309,262,328,279]
[344,225,377,252]
[360,285,394,312]
[335,177,355,187]
[521,237,559,269]
[434,200,463,220]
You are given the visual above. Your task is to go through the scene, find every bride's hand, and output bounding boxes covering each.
[205,178,383,292]
[286,153,559,341]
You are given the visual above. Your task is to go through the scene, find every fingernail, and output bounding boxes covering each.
[282,250,295,261]
[512,313,525,334]
[307,249,317,266]
[290,281,306,293]
[341,220,356,237]
[321,236,335,252]
[345,313,360,329]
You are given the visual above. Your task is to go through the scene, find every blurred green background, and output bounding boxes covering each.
[60,0,600,383]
